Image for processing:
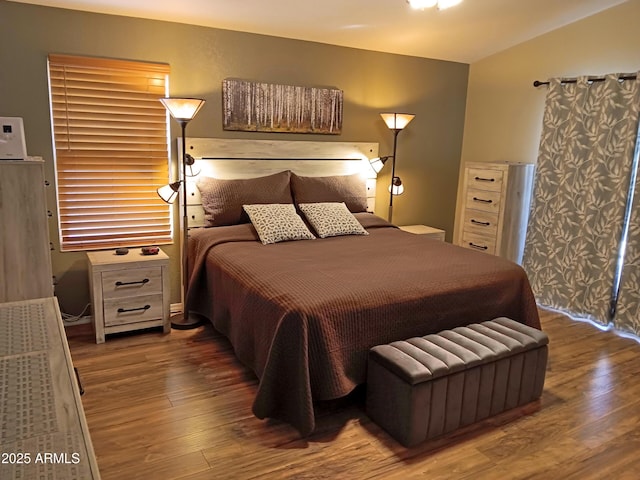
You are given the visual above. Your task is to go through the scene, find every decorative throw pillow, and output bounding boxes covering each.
[298,202,369,238]
[243,204,316,245]
[197,171,293,227]
[290,172,368,213]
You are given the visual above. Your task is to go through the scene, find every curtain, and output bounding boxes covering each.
[523,74,640,328]
[614,115,640,336]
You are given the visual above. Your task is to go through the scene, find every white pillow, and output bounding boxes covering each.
[243,204,316,245]
[298,202,369,238]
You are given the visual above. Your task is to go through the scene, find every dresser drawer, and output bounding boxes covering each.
[101,267,163,299]
[462,210,499,237]
[461,232,496,255]
[464,189,502,214]
[103,294,164,327]
[467,167,504,192]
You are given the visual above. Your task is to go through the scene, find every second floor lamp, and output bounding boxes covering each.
[157,97,205,329]
[370,113,415,223]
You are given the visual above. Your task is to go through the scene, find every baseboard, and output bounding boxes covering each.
[171,303,183,315]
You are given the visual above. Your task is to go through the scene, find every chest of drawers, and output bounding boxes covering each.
[0,160,53,302]
[457,162,534,264]
[87,250,170,344]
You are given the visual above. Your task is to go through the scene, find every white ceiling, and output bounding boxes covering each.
[10,0,627,63]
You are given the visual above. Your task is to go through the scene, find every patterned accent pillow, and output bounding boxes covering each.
[243,204,316,245]
[298,202,369,238]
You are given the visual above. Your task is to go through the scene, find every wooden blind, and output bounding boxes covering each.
[48,54,172,251]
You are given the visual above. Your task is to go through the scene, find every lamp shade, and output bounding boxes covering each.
[157,181,181,203]
[160,98,205,122]
[369,156,391,174]
[184,153,201,177]
[380,113,415,130]
[389,177,405,196]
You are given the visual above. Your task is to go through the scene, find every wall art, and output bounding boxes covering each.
[223,78,343,134]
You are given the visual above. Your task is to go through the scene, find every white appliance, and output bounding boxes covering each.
[0,117,28,160]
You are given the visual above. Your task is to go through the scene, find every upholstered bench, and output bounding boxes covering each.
[366,317,548,447]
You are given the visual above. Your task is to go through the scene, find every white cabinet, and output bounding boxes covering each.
[399,224,446,241]
[457,162,534,264]
[87,249,170,343]
[0,159,53,302]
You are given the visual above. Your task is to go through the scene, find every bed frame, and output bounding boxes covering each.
[180,138,379,228]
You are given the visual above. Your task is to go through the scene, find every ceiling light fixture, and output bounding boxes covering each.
[407,0,462,10]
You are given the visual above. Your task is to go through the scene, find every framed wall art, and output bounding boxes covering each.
[222,78,343,135]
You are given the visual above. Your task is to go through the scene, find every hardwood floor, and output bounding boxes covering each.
[66,308,640,479]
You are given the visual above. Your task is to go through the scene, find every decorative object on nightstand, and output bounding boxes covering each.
[456,162,535,264]
[157,97,205,329]
[87,249,170,344]
[399,224,446,241]
[369,112,415,223]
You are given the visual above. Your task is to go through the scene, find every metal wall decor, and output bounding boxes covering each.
[223,78,343,134]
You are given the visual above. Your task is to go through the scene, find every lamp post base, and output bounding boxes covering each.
[170,312,203,330]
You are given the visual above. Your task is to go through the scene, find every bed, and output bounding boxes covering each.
[182,138,540,436]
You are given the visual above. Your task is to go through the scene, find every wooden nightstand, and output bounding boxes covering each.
[399,224,446,241]
[87,249,170,344]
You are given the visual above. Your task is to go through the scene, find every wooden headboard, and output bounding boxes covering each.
[182,138,379,228]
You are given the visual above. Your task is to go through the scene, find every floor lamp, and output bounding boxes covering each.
[372,113,415,223]
[158,97,205,329]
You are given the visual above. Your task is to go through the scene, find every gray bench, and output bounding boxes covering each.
[365,317,548,447]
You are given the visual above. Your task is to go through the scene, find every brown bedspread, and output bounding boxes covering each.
[186,213,540,436]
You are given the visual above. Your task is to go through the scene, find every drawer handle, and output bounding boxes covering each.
[117,305,151,314]
[475,176,495,182]
[473,197,493,204]
[115,278,150,287]
[74,367,85,396]
[469,242,488,251]
[471,219,491,226]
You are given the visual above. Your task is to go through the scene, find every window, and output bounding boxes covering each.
[48,54,171,251]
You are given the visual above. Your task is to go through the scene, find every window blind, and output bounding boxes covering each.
[48,54,172,251]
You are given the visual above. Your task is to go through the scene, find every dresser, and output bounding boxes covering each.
[0,159,53,302]
[0,297,100,479]
[456,162,534,264]
[87,249,170,344]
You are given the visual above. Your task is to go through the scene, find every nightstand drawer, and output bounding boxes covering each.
[464,189,502,214]
[467,167,504,192]
[461,232,496,255]
[103,294,164,327]
[101,267,163,299]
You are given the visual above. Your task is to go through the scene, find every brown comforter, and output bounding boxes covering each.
[186,213,540,436]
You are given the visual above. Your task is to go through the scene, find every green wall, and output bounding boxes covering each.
[0,0,468,314]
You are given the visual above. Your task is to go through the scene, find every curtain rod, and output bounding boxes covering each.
[533,74,637,87]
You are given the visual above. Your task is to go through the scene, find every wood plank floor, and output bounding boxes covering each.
[66,308,640,479]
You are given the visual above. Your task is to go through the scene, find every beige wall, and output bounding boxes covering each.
[455,0,640,243]
[0,1,468,314]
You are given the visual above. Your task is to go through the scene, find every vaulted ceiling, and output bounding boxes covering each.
[9,0,627,63]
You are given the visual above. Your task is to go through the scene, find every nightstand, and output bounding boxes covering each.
[399,224,446,241]
[87,249,170,344]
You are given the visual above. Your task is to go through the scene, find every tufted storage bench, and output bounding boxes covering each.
[366,317,548,447]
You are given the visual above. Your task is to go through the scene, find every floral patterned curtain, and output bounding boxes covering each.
[523,74,640,330]
[614,119,640,336]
